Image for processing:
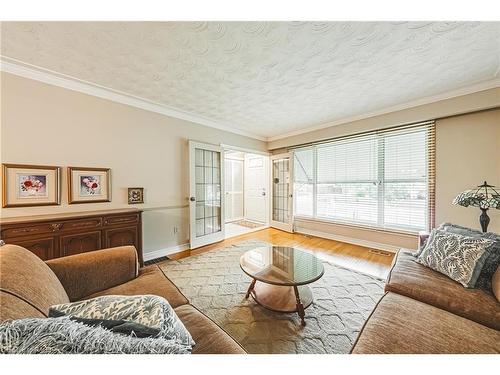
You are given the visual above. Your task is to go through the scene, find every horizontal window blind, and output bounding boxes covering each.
[293,121,436,232]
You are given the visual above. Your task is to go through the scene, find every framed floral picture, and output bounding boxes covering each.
[2,164,61,207]
[128,187,144,204]
[68,167,111,204]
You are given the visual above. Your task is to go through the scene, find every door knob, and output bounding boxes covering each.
[189,197,196,202]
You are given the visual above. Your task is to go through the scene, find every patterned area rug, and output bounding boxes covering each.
[159,240,384,354]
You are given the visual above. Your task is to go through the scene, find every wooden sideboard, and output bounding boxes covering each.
[0,208,143,266]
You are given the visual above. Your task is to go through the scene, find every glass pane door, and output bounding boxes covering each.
[189,141,225,249]
[270,153,294,232]
[225,159,244,222]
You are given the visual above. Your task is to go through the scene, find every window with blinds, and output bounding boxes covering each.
[293,122,436,232]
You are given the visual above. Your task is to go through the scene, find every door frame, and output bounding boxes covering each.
[189,140,225,249]
[219,143,270,156]
[270,152,294,232]
[221,145,271,236]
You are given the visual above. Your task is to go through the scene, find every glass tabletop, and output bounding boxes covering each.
[239,246,324,286]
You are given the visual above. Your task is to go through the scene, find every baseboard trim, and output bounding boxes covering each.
[296,228,400,253]
[143,243,189,262]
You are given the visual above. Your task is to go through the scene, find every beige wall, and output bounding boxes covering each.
[0,72,267,256]
[435,109,500,233]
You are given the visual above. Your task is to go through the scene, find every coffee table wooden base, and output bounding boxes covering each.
[245,280,312,326]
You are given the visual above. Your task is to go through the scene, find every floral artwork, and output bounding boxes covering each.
[68,167,110,204]
[80,175,102,196]
[3,164,60,207]
[128,188,144,204]
[18,174,48,198]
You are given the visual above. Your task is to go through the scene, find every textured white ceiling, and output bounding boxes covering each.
[1,21,499,139]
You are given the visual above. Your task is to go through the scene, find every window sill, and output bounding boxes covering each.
[293,216,420,237]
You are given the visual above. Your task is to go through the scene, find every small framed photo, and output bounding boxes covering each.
[68,167,111,204]
[128,187,144,204]
[2,164,61,207]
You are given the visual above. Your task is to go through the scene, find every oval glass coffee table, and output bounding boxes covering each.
[240,246,324,326]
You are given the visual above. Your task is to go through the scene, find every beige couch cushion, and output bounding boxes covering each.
[351,293,500,354]
[174,304,245,354]
[0,244,69,321]
[83,265,189,308]
[0,291,46,321]
[386,250,500,330]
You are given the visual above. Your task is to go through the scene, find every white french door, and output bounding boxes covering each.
[225,158,244,222]
[270,153,294,232]
[189,141,225,249]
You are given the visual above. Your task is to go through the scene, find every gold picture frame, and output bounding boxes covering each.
[68,166,111,204]
[2,163,61,208]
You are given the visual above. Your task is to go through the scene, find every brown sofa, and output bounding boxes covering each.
[0,244,245,354]
[351,250,500,354]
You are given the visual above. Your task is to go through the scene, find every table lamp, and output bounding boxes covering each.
[453,181,500,232]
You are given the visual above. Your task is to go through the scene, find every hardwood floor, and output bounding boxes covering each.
[168,228,394,279]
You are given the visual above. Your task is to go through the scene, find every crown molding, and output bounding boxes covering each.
[267,77,500,142]
[0,57,267,141]
[2,56,499,144]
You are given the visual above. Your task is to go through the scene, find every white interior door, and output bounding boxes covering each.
[189,141,225,249]
[244,154,268,223]
[225,158,244,222]
[270,153,294,232]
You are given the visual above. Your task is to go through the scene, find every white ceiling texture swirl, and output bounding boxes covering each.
[1,21,499,140]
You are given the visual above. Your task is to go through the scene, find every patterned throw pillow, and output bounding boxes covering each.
[417,229,494,288]
[438,223,500,291]
[50,295,194,348]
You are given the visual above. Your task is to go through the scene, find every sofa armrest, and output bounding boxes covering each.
[46,246,139,301]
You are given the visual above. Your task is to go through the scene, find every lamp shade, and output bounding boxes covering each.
[453,181,500,209]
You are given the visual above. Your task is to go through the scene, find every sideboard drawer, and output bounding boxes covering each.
[60,217,103,232]
[1,223,63,239]
[104,214,139,226]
